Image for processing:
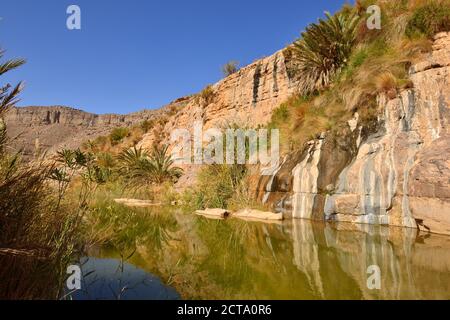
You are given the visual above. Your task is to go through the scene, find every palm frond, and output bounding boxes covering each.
[292,11,361,95]
[117,145,183,188]
[0,82,23,117]
[0,58,26,76]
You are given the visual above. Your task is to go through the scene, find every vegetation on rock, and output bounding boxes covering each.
[291,11,361,95]
[406,0,450,38]
[222,60,239,77]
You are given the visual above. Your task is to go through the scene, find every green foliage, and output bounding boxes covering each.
[0,49,105,298]
[96,152,115,169]
[406,1,450,38]
[109,127,130,145]
[0,119,7,155]
[184,164,246,210]
[339,46,369,80]
[271,104,290,123]
[0,51,25,155]
[117,146,152,188]
[222,60,239,77]
[148,145,183,184]
[117,145,183,188]
[291,11,361,95]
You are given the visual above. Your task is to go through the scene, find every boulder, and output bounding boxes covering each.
[195,208,230,219]
[233,209,283,221]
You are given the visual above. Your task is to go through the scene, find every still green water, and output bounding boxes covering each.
[88,209,450,300]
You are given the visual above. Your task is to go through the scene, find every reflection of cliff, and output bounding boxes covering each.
[291,220,324,298]
[110,210,450,300]
[323,224,418,300]
[291,220,450,300]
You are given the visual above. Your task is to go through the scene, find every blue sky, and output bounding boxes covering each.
[1,0,346,114]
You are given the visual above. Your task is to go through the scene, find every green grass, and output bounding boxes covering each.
[406,1,450,38]
[109,127,130,145]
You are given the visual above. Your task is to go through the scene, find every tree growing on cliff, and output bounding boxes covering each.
[291,11,360,95]
[222,60,239,77]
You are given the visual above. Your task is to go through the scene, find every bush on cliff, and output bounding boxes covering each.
[195,85,215,107]
[109,127,130,145]
[222,60,239,77]
[406,1,450,38]
[271,0,433,154]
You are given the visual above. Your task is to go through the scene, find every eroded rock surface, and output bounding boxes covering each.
[138,50,299,151]
[260,33,450,235]
[5,104,178,158]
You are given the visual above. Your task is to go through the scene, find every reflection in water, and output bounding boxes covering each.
[89,208,450,300]
[66,257,180,300]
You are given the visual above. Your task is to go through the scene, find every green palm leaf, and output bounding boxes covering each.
[292,11,360,95]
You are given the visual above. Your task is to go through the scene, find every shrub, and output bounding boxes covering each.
[140,119,154,133]
[96,152,115,169]
[117,145,183,189]
[374,71,398,96]
[222,61,239,77]
[195,85,215,107]
[185,164,246,210]
[271,104,290,123]
[406,1,450,38]
[109,127,130,145]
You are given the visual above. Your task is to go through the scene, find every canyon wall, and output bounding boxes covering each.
[4,104,176,157]
[5,32,449,236]
[138,50,299,149]
[260,32,450,235]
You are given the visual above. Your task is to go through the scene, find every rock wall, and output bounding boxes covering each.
[138,50,299,150]
[4,104,176,157]
[5,29,449,237]
[135,49,299,188]
[260,33,450,235]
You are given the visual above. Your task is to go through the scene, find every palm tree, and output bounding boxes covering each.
[117,145,183,188]
[291,11,360,95]
[148,144,183,184]
[117,146,151,188]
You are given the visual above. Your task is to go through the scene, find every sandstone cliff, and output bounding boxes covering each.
[4,103,180,157]
[5,32,450,236]
[135,33,450,236]
[137,50,299,149]
[259,32,450,235]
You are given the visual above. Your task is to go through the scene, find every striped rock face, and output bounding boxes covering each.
[258,33,450,235]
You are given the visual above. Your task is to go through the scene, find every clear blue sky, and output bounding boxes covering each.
[1,0,346,114]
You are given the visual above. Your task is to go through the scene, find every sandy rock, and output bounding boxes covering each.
[195,208,230,219]
[114,198,161,207]
[233,209,283,221]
